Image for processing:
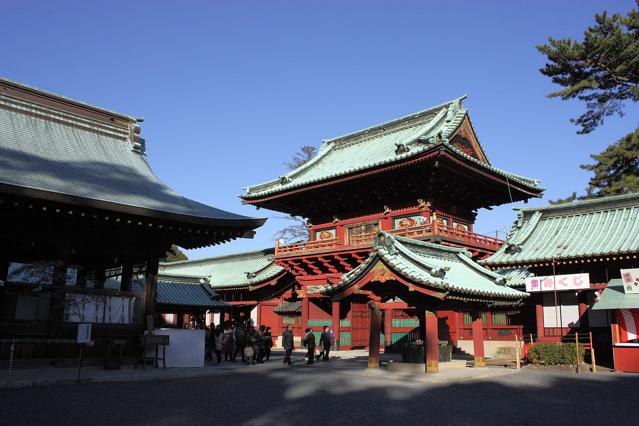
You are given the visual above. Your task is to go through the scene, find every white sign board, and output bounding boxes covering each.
[525,273,590,292]
[77,323,92,344]
[621,268,639,294]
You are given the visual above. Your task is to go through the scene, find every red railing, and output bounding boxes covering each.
[275,222,504,257]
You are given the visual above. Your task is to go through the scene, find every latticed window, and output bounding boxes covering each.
[492,313,509,326]
[282,316,300,325]
[463,312,488,325]
[347,221,380,244]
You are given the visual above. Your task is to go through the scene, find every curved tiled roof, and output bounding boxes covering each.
[157,279,226,309]
[0,78,265,242]
[159,249,285,289]
[243,97,541,199]
[484,192,639,266]
[322,232,527,302]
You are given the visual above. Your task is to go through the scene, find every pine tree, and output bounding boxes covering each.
[581,128,639,197]
[537,1,639,134]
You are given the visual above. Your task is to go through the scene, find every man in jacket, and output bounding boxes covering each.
[282,325,294,366]
[318,325,332,361]
[302,328,316,365]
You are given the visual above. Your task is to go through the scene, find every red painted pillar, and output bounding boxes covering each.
[331,300,340,351]
[472,312,486,367]
[384,309,393,351]
[301,296,310,335]
[425,309,439,373]
[368,301,382,369]
[578,293,588,329]
[535,298,544,342]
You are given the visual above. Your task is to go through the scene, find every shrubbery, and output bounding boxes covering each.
[527,343,585,365]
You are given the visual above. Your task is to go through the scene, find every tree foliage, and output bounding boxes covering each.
[581,127,639,197]
[274,146,318,243]
[284,145,317,170]
[537,1,639,134]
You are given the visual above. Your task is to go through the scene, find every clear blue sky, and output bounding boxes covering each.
[3,1,638,259]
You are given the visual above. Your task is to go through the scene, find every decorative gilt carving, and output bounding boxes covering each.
[417,198,432,211]
[383,205,392,215]
[332,216,340,224]
[369,262,395,284]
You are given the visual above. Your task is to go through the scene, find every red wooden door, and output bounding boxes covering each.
[351,303,370,348]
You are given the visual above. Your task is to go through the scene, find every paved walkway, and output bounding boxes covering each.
[2,349,520,388]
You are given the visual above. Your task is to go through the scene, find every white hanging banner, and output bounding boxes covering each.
[525,273,590,292]
[621,269,639,294]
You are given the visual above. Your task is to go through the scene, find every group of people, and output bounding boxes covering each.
[282,324,335,366]
[207,322,336,366]
[206,322,274,365]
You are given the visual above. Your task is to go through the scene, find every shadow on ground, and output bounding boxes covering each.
[1,353,638,426]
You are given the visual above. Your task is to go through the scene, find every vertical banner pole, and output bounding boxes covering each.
[589,331,597,373]
[575,333,580,373]
[515,333,521,369]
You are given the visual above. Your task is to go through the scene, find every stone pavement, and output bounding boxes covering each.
[1,349,520,388]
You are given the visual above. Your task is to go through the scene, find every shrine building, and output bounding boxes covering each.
[0,78,265,359]
[482,192,639,364]
[163,96,544,365]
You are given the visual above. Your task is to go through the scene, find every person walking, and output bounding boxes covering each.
[256,325,266,363]
[213,325,223,365]
[263,326,273,361]
[318,325,332,361]
[302,328,316,365]
[282,324,294,366]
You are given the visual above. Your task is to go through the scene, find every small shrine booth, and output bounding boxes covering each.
[156,276,227,328]
[159,249,297,339]
[592,278,639,372]
[320,233,528,371]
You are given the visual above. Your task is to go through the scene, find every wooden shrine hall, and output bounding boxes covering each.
[148,95,547,362]
[320,233,528,371]
[0,78,265,359]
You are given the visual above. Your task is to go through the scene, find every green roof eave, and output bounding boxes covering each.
[592,279,639,310]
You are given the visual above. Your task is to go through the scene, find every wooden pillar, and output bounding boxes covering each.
[144,257,159,331]
[367,300,382,369]
[331,300,340,351]
[425,309,439,373]
[578,293,588,330]
[120,262,133,292]
[384,308,393,351]
[48,263,68,337]
[301,296,309,335]
[94,265,106,289]
[535,297,544,341]
[472,311,486,368]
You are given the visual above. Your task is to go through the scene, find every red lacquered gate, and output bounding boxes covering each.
[351,303,370,348]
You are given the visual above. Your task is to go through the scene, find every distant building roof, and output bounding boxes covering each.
[0,78,265,248]
[322,232,528,303]
[484,193,639,266]
[274,300,302,314]
[159,248,285,289]
[243,96,542,200]
[157,279,226,310]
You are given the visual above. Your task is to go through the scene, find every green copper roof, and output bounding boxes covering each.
[592,279,639,310]
[157,279,226,309]
[243,97,542,199]
[159,249,285,289]
[322,232,528,302]
[495,268,533,288]
[484,192,639,266]
[0,79,265,248]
